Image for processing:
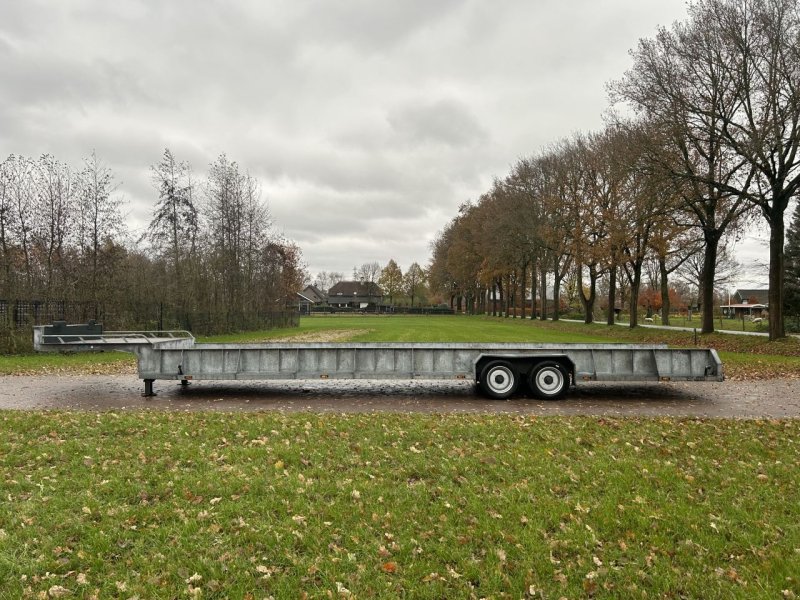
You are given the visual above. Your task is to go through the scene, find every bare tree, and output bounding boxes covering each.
[204,154,271,312]
[144,148,198,311]
[612,0,800,338]
[611,8,756,333]
[328,271,344,288]
[32,155,77,299]
[612,126,676,328]
[358,261,381,308]
[76,151,124,302]
[709,0,800,339]
[5,156,36,294]
[312,271,345,294]
[313,271,331,294]
[0,156,16,297]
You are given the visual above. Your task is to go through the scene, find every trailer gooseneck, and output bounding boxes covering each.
[34,322,724,400]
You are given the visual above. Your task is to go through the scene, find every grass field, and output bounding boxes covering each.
[202,315,612,343]
[1,411,798,599]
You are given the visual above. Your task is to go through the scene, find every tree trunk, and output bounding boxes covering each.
[539,265,547,321]
[506,274,517,319]
[659,257,670,326]
[606,264,616,325]
[520,264,527,319]
[700,231,720,334]
[578,263,597,324]
[629,260,643,328]
[767,203,787,340]
[529,258,537,319]
[552,260,561,321]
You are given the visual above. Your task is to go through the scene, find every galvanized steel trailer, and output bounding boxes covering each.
[33,322,724,400]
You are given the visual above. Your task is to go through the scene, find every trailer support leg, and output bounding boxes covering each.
[143,379,156,398]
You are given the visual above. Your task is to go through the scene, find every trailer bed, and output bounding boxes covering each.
[33,323,723,400]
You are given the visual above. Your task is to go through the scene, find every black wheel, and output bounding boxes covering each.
[479,360,518,400]
[529,361,569,400]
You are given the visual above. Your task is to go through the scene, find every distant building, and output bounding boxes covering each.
[327,280,384,310]
[721,288,769,319]
[733,289,769,305]
[297,285,326,314]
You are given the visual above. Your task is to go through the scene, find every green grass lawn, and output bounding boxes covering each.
[1,411,798,599]
[202,315,611,344]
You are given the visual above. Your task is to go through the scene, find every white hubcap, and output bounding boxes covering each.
[535,367,564,395]
[487,366,515,395]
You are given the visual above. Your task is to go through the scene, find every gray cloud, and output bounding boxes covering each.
[1,0,697,278]
[388,98,488,147]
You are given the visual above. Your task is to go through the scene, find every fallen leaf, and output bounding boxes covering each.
[381,562,397,574]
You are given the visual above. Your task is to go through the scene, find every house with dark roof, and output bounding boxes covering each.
[327,280,384,310]
[297,285,326,313]
[720,288,769,319]
[733,289,769,305]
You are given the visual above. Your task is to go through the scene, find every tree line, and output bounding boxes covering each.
[429,0,800,340]
[0,148,304,340]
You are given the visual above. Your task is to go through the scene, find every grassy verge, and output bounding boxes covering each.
[0,351,136,376]
[0,412,797,599]
[5,315,800,379]
[616,316,771,333]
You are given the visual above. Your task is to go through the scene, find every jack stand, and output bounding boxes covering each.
[180,379,191,388]
[142,379,156,398]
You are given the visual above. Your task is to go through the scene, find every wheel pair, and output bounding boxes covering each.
[479,360,569,400]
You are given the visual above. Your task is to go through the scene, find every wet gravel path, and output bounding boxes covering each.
[1,375,799,418]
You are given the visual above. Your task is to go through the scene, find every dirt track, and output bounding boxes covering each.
[1,374,799,418]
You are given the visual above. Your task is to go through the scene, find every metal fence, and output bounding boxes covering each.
[1,299,299,336]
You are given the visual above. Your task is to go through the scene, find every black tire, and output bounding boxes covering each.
[529,361,569,400]
[479,360,518,400]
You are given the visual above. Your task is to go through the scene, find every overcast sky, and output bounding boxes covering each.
[0,0,774,285]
